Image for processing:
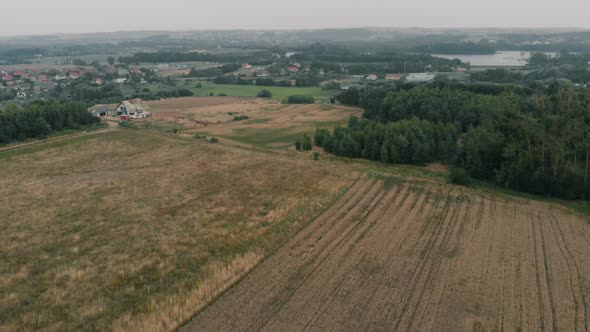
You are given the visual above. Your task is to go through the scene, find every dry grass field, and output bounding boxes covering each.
[143,97,361,149]
[184,175,590,331]
[2,96,590,332]
[0,124,358,331]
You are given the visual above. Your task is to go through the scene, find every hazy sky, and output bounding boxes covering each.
[2,0,589,36]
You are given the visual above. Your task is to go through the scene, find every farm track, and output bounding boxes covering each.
[182,179,590,331]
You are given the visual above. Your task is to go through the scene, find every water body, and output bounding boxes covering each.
[433,51,557,67]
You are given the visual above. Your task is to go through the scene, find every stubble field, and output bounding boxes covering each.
[184,176,590,331]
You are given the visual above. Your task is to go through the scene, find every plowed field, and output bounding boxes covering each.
[184,177,590,331]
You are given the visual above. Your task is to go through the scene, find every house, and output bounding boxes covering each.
[115,100,151,119]
[95,78,104,85]
[90,105,113,117]
[1,74,14,81]
[319,68,325,76]
[242,63,252,69]
[257,70,269,77]
[117,69,130,76]
[70,72,81,79]
[366,74,378,81]
[287,66,299,73]
[385,74,404,81]
[114,78,127,84]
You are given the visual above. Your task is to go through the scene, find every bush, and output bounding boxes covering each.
[233,115,249,121]
[313,152,320,160]
[302,133,312,151]
[257,89,273,98]
[209,137,219,143]
[286,95,315,104]
[449,167,472,186]
[295,140,302,151]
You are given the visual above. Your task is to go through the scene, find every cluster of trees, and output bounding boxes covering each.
[322,85,590,200]
[188,64,241,77]
[295,134,313,151]
[315,117,458,164]
[0,100,100,143]
[286,95,315,104]
[210,76,293,87]
[119,52,218,64]
[118,52,274,66]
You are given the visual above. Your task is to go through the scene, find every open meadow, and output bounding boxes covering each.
[143,97,361,149]
[2,96,590,332]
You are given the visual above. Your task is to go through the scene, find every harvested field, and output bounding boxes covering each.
[184,176,590,331]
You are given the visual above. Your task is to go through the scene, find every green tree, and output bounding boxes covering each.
[257,89,273,98]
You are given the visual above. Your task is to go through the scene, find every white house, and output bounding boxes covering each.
[115,100,151,119]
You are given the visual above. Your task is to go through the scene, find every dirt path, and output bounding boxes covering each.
[182,180,590,331]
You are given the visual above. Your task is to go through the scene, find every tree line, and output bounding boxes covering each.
[0,100,100,144]
[319,85,590,200]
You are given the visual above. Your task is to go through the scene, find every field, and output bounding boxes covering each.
[184,175,590,331]
[172,81,332,100]
[2,96,590,331]
[0,122,358,331]
[143,97,361,149]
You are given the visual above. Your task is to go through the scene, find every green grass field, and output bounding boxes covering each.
[171,82,334,100]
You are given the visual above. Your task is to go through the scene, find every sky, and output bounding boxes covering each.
[2,0,589,36]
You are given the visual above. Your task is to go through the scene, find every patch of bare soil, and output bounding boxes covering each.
[183,180,590,331]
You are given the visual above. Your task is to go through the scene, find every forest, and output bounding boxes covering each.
[0,100,100,144]
[318,84,590,200]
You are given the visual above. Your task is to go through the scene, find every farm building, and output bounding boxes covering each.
[115,100,151,119]
[89,105,113,117]
[385,74,404,80]
[406,73,436,83]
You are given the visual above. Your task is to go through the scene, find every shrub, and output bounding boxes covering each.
[233,115,249,121]
[449,167,472,186]
[313,152,320,160]
[302,133,312,151]
[257,89,273,98]
[209,137,219,143]
[286,95,315,104]
[295,140,302,151]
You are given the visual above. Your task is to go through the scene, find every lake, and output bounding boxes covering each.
[433,51,557,67]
